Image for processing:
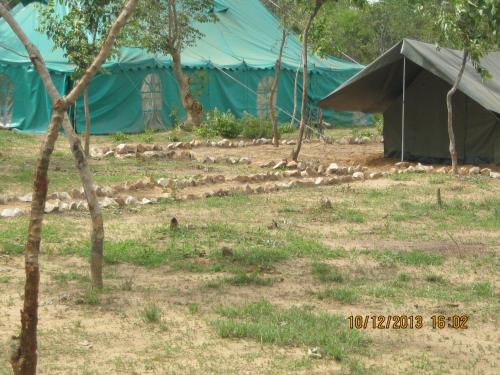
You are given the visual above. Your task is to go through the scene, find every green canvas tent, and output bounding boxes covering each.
[0,0,371,134]
[319,39,500,164]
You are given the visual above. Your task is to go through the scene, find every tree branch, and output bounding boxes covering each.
[66,0,138,105]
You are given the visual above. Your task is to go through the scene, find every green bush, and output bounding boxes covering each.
[111,131,130,142]
[280,122,295,134]
[205,109,242,139]
[240,112,273,139]
[195,123,218,139]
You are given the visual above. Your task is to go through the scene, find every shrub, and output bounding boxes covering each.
[205,109,241,139]
[195,123,218,139]
[139,128,155,144]
[240,112,273,139]
[111,131,130,142]
[280,122,295,134]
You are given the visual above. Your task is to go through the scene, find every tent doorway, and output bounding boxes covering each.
[141,73,164,130]
[0,73,14,127]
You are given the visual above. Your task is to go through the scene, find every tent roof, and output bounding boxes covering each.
[318,39,500,114]
[0,0,361,74]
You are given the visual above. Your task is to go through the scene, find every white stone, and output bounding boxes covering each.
[1,208,23,218]
[273,160,288,170]
[125,196,137,205]
[326,163,339,174]
[395,161,410,168]
[58,192,72,201]
[44,201,59,214]
[239,157,251,164]
[314,177,325,186]
[352,172,365,180]
[115,144,133,154]
[369,172,383,179]
[141,198,153,205]
[490,172,500,179]
[157,178,172,187]
[100,197,117,209]
[468,167,481,175]
[18,193,32,203]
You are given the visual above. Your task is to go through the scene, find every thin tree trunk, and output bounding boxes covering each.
[171,49,203,127]
[1,1,138,372]
[291,0,323,161]
[9,110,63,375]
[447,50,468,174]
[62,116,104,288]
[84,88,91,157]
[291,64,300,128]
[270,30,287,147]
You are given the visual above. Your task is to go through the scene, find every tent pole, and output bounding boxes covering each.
[401,57,406,162]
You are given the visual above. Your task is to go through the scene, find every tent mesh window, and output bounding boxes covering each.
[0,73,14,127]
[141,73,164,130]
[256,76,275,119]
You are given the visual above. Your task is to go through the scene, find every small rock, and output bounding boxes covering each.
[307,347,323,359]
[436,167,448,174]
[491,172,500,179]
[217,139,231,148]
[100,197,117,209]
[273,160,288,170]
[286,161,298,169]
[125,196,137,205]
[369,172,383,179]
[326,163,339,174]
[286,140,296,145]
[352,172,365,180]
[480,168,491,176]
[1,208,24,218]
[115,144,135,155]
[395,161,410,168]
[140,198,153,205]
[314,177,325,186]
[18,193,32,203]
[44,201,59,214]
[239,157,251,164]
[468,167,480,175]
[157,178,172,188]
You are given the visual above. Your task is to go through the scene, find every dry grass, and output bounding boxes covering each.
[0,128,499,374]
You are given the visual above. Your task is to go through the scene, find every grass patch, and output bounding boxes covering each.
[369,250,445,266]
[424,274,446,284]
[312,262,344,283]
[0,275,11,284]
[79,289,101,305]
[212,299,368,362]
[141,303,163,324]
[317,287,359,304]
[53,272,90,284]
[223,272,277,286]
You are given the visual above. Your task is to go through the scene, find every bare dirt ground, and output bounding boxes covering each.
[1,129,499,374]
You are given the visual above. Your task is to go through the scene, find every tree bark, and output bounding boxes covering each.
[291,0,323,161]
[270,30,287,147]
[446,50,468,174]
[9,110,63,375]
[171,49,203,127]
[291,64,300,128]
[84,88,91,157]
[62,116,104,289]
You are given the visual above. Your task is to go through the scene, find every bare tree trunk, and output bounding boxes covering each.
[62,116,104,288]
[291,0,323,161]
[447,50,468,174]
[291,64,300,128]
[9,110,63,375]
[171,49,203,127]
[270,30,287,147]
[1,1,138,372]
[84,88,91,157]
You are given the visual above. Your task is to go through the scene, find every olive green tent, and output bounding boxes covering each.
[319,39,500,164]
[0,0,371,134]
